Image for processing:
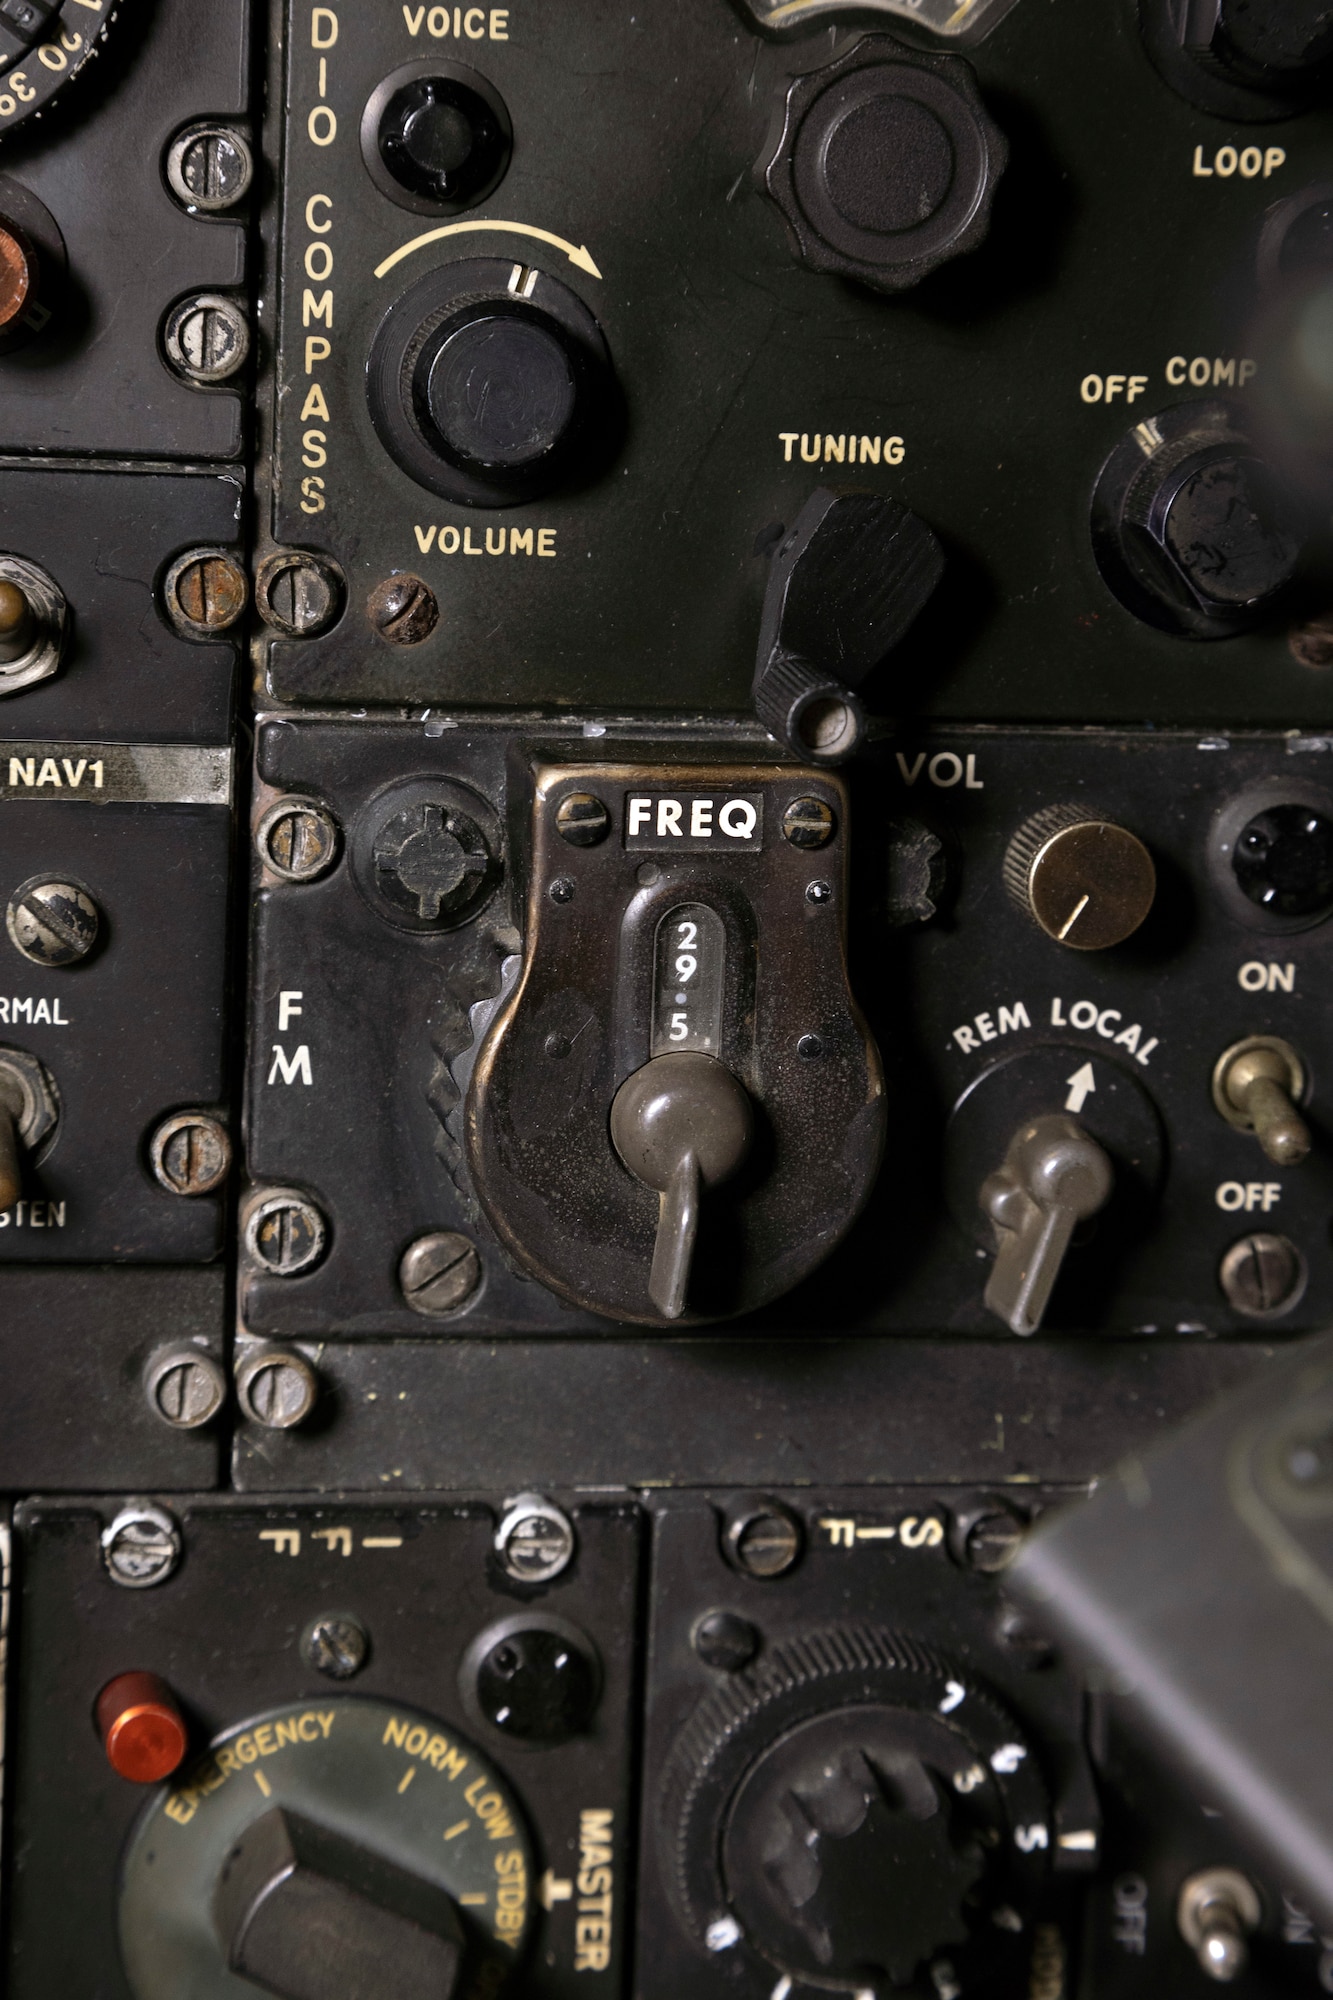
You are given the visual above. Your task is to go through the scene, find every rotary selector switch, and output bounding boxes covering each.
[1140,0,1333,119]
[0,0,114,131]
[757,35,1008,293]
[117,1697,535,2000]
[367,257,618,507]
[662,1626,1050,1995]
[1091,400,1304,639]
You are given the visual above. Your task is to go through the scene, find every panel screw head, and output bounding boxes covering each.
[805,879,833,905]
[693,1610,760,1672]
[495,1494,576,1583]
[782,796,836,849]
[1218,1232,1306,1318]
[549,877,575,903]
[163,547,248,636]
[102,1503,182,1589]
[796,1033,824,1061]
[555,792,611,846]
[399,1230,483,1315]
[149,1111,231,1196]
[235,1345,320,1429]
[244,1191,328,1275]
[965,1512,1025,1573]
[256,795,340,882]
[367,573,439,645]
[722,1498,802,1578]
[144,1345,227,1428]
[302,1612,370,1679]
[5,878,99,965]
[256,551,342,637]
[165,122,254,211]
[163,292,250,384]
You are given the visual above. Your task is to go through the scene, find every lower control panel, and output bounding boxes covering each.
[4,1487,1319,1999]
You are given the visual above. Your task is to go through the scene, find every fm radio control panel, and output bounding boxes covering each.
[0,0,1330,1992]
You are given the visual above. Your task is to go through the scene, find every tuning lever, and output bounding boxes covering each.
[752,488,943,763]
[980,1113,1113,1336]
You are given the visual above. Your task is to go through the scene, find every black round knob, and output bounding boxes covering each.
[424,311,578,473]
[361,61,512,214]
[1233,803,1333,920]
[758,35,1008,294]
[662,1626,1049,1993]
[725,1716,984,1988]
[367,257,617,506]
[1091,400,1304,638]
[1140,0,1333,117]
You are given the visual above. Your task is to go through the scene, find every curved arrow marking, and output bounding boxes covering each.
[375,220,602,281]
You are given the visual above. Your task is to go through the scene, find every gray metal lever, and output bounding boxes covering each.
[610,1052,753,1320]
[980,1112,1113,1336]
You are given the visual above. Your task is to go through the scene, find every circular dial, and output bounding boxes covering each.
[1091,400,1304,639]
[662,1626,1049,1995]
[758,35,1008,294]
[0,0,115,133]
[118,1697,535,2000]
[1003,806,1156,951]
[367,256,618,506]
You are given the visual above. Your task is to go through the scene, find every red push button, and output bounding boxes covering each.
[96,1672,188,1784]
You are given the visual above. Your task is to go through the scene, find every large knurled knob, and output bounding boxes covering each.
[1003,805,1156,950]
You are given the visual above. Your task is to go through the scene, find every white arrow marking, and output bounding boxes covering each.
[539,1871,574,1909]
[375,221,602,281]
[1065,1062,1096,1115]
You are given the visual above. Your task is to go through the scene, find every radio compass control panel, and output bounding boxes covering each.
[0,0,1330,1994]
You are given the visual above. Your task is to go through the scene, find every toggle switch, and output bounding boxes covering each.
[1212,1035,1311,1166]
[980,1113,1114,1335]
[1176,1868,1261,1985]
[610,1052,753,1320]
[0,1047,58,1212]
[752,488,942,763]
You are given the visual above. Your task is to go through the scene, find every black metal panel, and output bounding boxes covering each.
[0,1267,224,1490]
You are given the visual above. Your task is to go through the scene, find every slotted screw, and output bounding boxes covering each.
[367,573,439,645]
[257,796,339,882]
[245,1191,327,1275]
[166,123,254,211]
[236,1345,319,1429]
[102,1505,182,1589]
[149,1111,230,1196]
[399,1230,483,1315]
[164,548,247,635]
[257,552,341,637]
[6,879,98,965]
[145,1346,226,1428]
[163,292,250,384]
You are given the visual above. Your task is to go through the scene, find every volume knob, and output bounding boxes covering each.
[1003,806,1156,950]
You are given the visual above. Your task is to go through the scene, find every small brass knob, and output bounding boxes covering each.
[1004,805,1156,950]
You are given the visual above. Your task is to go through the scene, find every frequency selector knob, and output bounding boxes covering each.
[1004,805,1156,950]
[1140,0,1333,118]
[757,34,1008,293]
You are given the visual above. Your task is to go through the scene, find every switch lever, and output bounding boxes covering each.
[981,1113,1113,1336]
[610,1052,753,1320]
[1212,1036,1311,1167]
[752,488,943,764]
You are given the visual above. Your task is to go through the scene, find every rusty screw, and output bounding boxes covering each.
[245,1190,328,1275]
[6,879,99,966]
[144,1345,227,1429]
[149,1111,231,1197]
[723,1498,802,1579]
[257,551,342,637]
[165,122,254,212]
[1218,1233,1306,1318]
[102,1504,182,1589]
[303,1612,369,1679]
[163,292,250,384]
[782,796,836,849]
[164,548,247,636]
[399,1230,483,1315]
[1290,613,1333,670]
[236,1345,319,1428]
[555,792,611,846]
[367,573,439,645]
[256,795,340,882]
